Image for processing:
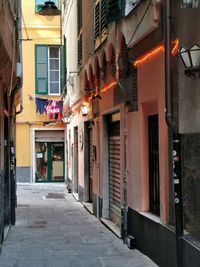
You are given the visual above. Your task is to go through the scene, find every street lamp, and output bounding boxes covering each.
[181,0,200,8]
[81,103,89,116]
[179,45,200,79]
[38,1,61,16]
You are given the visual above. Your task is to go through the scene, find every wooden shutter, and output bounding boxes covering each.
[106,0,125,24]
[77,0,82,34]
[95,0,107,50]
[77,33,82,66]
[94,1,100,40]
[35,45,48,94]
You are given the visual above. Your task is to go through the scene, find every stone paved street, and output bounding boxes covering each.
[0,183,157,267]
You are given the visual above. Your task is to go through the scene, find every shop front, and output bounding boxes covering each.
[34,130,65,183]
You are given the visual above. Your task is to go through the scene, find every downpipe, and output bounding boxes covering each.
[164,1,183,266]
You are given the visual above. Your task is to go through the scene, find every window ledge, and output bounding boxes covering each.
[139,211,161,224]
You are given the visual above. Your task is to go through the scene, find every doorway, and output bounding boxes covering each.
[35,142,64,182]
[148,114,160,215]
[73,127,79,193]
[108,116,121,227]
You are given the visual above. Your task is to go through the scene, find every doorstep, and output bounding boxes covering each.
[72,193,79,201]
[82,202,94,214]
[4,225,11,241]
[100,218,121,238]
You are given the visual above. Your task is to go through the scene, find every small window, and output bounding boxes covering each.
[35,45,61,95]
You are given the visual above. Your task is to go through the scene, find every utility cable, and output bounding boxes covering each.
[127,0,153,47]
[22,12,31,40]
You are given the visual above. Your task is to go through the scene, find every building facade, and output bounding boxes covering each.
[0,0,22,251]
[16,0,66,183]
[62,0,200,266]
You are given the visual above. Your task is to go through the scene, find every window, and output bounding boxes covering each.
[77,0,82,67]
[35,45,61,95]
[106,0,125,24]
[35,0,59,13]
[95,0,107,50]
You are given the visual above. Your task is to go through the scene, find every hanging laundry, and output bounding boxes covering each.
[35,97,48,114]
[45,100,63,119]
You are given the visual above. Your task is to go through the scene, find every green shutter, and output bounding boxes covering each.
[35,45,48,94]
[106,0,125,24]
[95,1,100,40]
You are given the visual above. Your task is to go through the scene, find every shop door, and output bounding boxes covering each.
[108,119,121,227]
[148,114,160,215]
[73,127,79,193]
[36,142,64,182]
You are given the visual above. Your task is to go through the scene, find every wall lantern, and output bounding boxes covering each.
[38,1,61,16]
[181,0,199,8]
[62,116,71,124]
[179,45,200,79]
[81,103,89,116]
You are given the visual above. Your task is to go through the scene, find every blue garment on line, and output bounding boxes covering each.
[35,97,48,114]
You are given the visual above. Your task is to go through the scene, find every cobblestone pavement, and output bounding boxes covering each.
[0,183,157,267]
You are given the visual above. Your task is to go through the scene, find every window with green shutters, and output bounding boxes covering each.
[106,0,125,24]
[35,45,62,95]
[77,0,82,67]
[94,0,107,50]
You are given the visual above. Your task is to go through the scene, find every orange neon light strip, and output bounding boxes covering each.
[134,39,179,67]
[101,81,117,93]
[88,80,117,100]
[172,39,179,55]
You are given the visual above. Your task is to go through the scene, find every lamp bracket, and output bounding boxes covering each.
[184,66,200,79]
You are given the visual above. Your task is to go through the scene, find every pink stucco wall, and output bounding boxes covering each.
[127,52,169,223]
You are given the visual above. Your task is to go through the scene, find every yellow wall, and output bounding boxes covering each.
[16,124,30,166]
[16,0,62,167]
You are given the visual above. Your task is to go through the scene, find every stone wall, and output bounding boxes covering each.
[182,134,200,242]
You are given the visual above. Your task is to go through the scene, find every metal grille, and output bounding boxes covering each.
[108,121,121,227]
[148,114,160,215]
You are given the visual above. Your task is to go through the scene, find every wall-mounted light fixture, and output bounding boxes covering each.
[179,45,200,79]
[181,0,199,8]
[62,116,71,124]
[38,1,61,16]
[81,103,89,116]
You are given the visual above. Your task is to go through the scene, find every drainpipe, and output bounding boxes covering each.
[164,1,183,267]
[96,120,100,219]
[123,103,128,243]
[116,80,128,243]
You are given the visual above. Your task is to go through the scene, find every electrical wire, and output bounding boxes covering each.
[22,13,31,40]
[127,0,153,47]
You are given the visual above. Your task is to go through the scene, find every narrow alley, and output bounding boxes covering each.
[0,184,157,267]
